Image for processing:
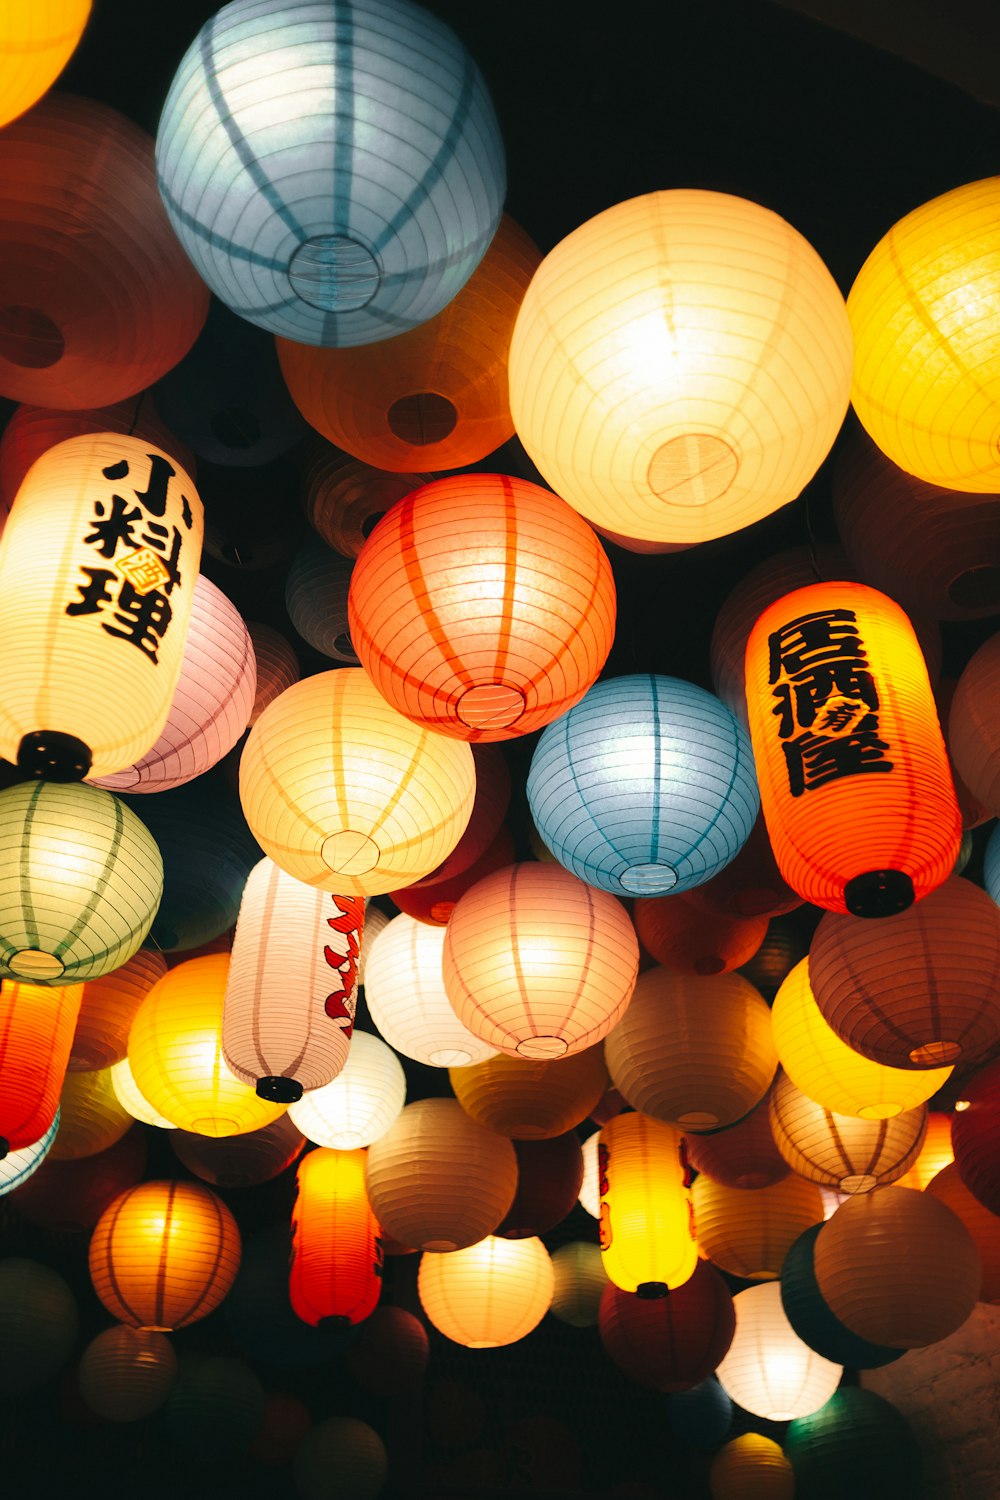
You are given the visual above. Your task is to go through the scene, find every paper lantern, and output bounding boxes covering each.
[692,1172,824,1280]
[110,1056,176,1130]
[294,1417,388,1500]
[278,214,540,471]
[0,2,91,126]
[443,862,638,1059]
[223,857,364,1101]
[0,1113,58,1196]
[950,1056,1000,1213]
[549,1242,608,1328]
[509,189,852,545]
[391,824,517,928]
[633,893,767,976]
[225,1224,354,1369]
[393,744,511,891]
[358,905,389,985]
[768,1074,927,1192]
[89,1178,241,1331]
[288,1030,405,1149]
[780,1223,903,1369]
[687,817,802,922]
[127,953,289,1137]
[746,580,960,916]
[156,0,505,347]
[68,950,167,1073]
[897,1110,955,1190]
[0,94,208,407]
[304,448,429,560]
[418,1236,553,1348]
[709,1435,794,1500]
[848,176,1000,492]
[290,1147,382,1327]
[78,1326,177,1423]
[164,1354,265,1459]
[246,623,299,726]
[950,633,1000,819]
[363,914,496,1068]
[683,1092,790,1191]
[667,1380,733,1450]
[605,967,777,1130]
[528,675,759,897]
[450,1046,608,1139]
[0,980,81,1152]
[598,1111,696,1295]
[240,668,475,897]
[12,1125,146,1232]
[50,1066,132,1160]
[927,1163,1000,1303]
[814,1186,981,1347]
[771,959,952,1119]
[715,1282,843,1421]
[738,920,809,1000]
[345,1306,429,1396]
[785,1387,921,1500]
[171,1115,305,1189]
[599,1261,736,1391]
[365,1097,517,1251]
[497,1134,584,1238]
[286,535,358,665]
[250,1393,313,1467]
[0,1259,78,1395]
[349,475,615,742]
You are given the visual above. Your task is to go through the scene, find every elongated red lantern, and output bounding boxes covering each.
[745,581,960,916]
[289,1148,382,1327]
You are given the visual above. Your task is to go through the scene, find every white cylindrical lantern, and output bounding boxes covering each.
[287,1030,405,1149]
[715,1281,843,1421]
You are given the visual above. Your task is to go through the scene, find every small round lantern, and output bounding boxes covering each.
[164,1354,265,1459]
[950,1056,1000,1213]
[287,1030,405,1149]
[170,1115,304,1189]
[89,1178,242,1331]
[303,448,428,559]
[418,1236,554,1348]
[780,1223,903,1369]
[848,176,1000,492]
[0,1259,78,1395]
[289,1147,382,1327]
[449,1046,608,1139]
[294,1417,387,1500]
[683,1091,790,1190]
[528,674,759,897]
[156,0,505,347]
[950,632,1000,819]
[692,1172,824,1281]
[785,1387,921,1500]
[549,1242,607,1328]
[246,622,299,726]
[284,534,358,663]
[745,580,961,916]
[633,893,767,976]
[0,3,91,127]
[605,966,777,1130]
[715,1281,843,1421]
[364,1098,517,1252]
[599,1261,735,1391]
[0,981,81,1152]
[508,189,852,546]
[12,1125,146,1232]
[927,1163,1000,1303]
[345,1306,429,1397]
[768,1073,928,1192]
[50,1066,132,1160]
[68,949,167,1073]
[668,1380,733,1450]
[598,1111,696,1296]
[239,667,475,896]
[814,1186,982,1347]
[78,1326,177,1423]
[0,1113,58,1196]
[709,1435,795,1500]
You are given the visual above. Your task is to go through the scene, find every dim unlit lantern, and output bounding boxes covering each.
[768,1073,927,1192]
[287,1030,405,1149]
[284,535,357,663]
[692,1172,824,1281]
[363,914,496,1068]
[418,1236,553,1348]
[50,1066,132,1160]
[779,1222,903,1369]
[239,668,475,897]
[0,981,81,1152]
[0,3,91,126]
[294,1417,387,1500]
[848,176,1000,492]
[715,1281,843,1421]
[785,1387,921,1500]
[549,1242,607,1328]
[170,1114,304,1189]
[950,1056,1000,1214]
[598,1111,697,1295]
[68,949,167,1073]
[683,1091,790,1190]
[950,632,1000,819]
[0,1259,79,1396]
[598,1261,736,1392]
[927,1164,1000,1303]
[78,1326,177,1422]
[450,1046,608,1139]
[632,893,767,976]
[155,0,505,347]
[246,623,299,726]
[13,1125,147,1233]
[289,1148,382,1327]
[508,189,852,545]
[745,580,960,916]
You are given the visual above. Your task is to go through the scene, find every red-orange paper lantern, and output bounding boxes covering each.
[745,581,960,916]
[598,1260,736,1392]
[0,980,82,1153]
[632,892,767,976]
[289,1148,382,1328]
[349,474,616,741]
[390,823,516,927]
[950,1057,1000,1214]
[682,1089,790,1190]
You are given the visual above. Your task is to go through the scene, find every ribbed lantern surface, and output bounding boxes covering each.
[897,1110,955,1190]
[927,1163,1000,1303]
[284,536,357,664]
[598,1111,696,1295]
[692,1172,824,1281]
[768,1073,927,1192]
[715,1281,843,1421]
[246,623,299,726]
[287,1030,405,1150]
[0,1114,58,1196]
[950,632,1000,819]
[363,913,495,1068]
[605,967,777,1130]
[364,1097,517,1252]
[349,474,616,741]
[784,1388,921,1500]
[155,0,505,347]
[683,1091,790,1190]
[0,2,91,127]
[222,857,364,1101]
[745,580,960,916]
[598,1260,735,1391]
[111,1056,177,1130]
[449,1046,608,1139]
[239,668,475,896]
[50,1066,133,1160]
[549,1242,607,1328]
[89,1179,242,1331]
[779,1223,903,1370]
[632,893,767,976]
[68,950,167,1073]
[78,1326,178,1422]
[303,450,428,559]
[418,1236,553,1348]
[289,1148,382,1327]
[710,1435,795,1500]
[171,1115,304,1189]
[0,981,81,1152]
[950,1056,1000,1213]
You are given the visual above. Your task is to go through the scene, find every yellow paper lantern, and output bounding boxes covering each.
[598,1112,697,1296]
[449,1046,609,1140]
[768,1072,927,1192]
[0,3,91,127]
[549,1242,608,1328]
[848,176,1000,492]
[110,1055,176,1131]
[604,967,777,1130]
[0,433,203,780]
[771,959,952,1119]
[68,949,167,1073]
[50,1065,133,1160]
[709,1434,795,1500]
[898,1110,955,1190]
[78,1325,177,1422]
[814,1186,982,1348]
[89,1178,242,1331]
[364,1098,517,1252]
[418,1236,553,1348]
[508,189,852,546]
[287,1030,406,1150]
[927,1163,1000,1303]
[239,668,475,897]
[692,1172,824,1281]
[127,954,288,1138]
[715,1281,843,1420]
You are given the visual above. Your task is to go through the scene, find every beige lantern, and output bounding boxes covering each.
[549,1242,608,1328]
[50,1066,133,1160]
[287,1030,405,1149]
[418,1236,553,1348]
[449,1046,608,1140]
[78,1326,178,1422]
[692,1172,824,1280]
[245,622,299,726]
[768,1072,927,1192]
[927,1163,1000,1303]
[715,1281,842,1421]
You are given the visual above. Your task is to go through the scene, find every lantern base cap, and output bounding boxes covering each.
[17,730,91,781]
[635,1281,669,1299]
[0,1137,7,1160]
[844,869,914,918]
[256,1075,303,1103]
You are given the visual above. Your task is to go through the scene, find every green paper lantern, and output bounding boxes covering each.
[785,1387,920,1500]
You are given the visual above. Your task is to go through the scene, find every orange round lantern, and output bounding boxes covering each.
[598,1112,697,1296]
[277,215,540,473]
[289,1148,382,1327]
[449,1046,609,1140]
[632,893,767,975]
[89,1179,242,1331]
[949,630,1000,819]
[0,4,91,128]
[598,1260,735,1392]
[0,94,208,408]
[50,1066,132,1160]
[745,580,961,915]
[0,980,82,1153]
[768,1073,927,1192]
[692,1172,825,1280]
[927,1163,1000,1303]
[349,475,616,741]
[303,448,428,559]
[683,1090,790,1190]
[67,950,167,1073]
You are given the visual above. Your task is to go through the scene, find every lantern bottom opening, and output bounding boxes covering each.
[844,869,914,918]
[516,1036,569,1060]
[7,948,65,980]
[17,730,91,781]
[619,863,678,895]
[322,829,380,876]
[909,1040,961,1065]
[456,683,526,731]
[256,1075,303,1103]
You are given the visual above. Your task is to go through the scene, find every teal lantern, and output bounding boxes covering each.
[785,1387,920,1500]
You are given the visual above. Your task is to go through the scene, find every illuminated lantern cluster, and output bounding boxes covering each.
[418,1236,553,1348]
[598,1111,696,1296]
[155,0,505,347]
[363,914,496,1068]
[745,580,960,916]
[289,1147,382,1327]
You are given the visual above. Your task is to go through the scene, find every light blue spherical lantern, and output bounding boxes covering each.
[155,0,506,348]
[983,821,1000,906]
[0,1111,58,1197]
[527,675,759,897]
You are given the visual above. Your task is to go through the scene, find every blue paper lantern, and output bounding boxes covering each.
[155,0,506,348]
[0,1111,58,1196]
[780,1224,903,1370]
[666,1378,732,1449]
[983,821,1000,907]
[527,675,759,896]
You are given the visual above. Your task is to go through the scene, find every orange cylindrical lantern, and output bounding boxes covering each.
[0,980,82,1153]
[289,1148,382,1328]
[745,581,960,915]
[67,950,167,1073]
[598,1112,697,1296]
[349,475,616,741]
